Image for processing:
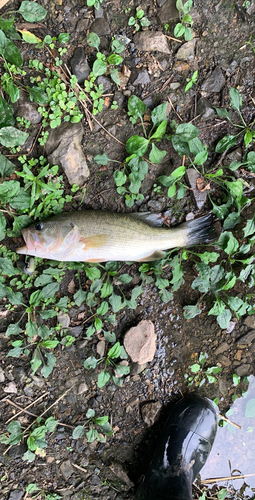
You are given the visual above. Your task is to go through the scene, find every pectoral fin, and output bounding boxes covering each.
[79,234,108,249]
[139,250,166,262]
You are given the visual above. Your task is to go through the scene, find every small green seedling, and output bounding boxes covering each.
[174,0,193,41]
[128,8,151,31]
[184,352,222,387]
[72,408,113,443]
[83,341,130,388]
[185,69,198,91]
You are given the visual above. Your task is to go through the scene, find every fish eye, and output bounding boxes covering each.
[35,223,43,231]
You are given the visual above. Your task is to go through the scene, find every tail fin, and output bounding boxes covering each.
[182,214,217,247]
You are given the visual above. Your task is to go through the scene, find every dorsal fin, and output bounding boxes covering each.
[128,212,164,228]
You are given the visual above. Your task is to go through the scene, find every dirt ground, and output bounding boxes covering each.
[1,0,255,499]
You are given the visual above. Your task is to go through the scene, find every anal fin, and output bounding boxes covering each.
[139,250,166,262]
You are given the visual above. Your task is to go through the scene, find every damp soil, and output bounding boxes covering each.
[1,0,255,499]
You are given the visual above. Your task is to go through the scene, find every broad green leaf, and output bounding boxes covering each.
[172,136,190,155]
[114,170,127,186]
[243,216,255,238]
[224,180,243,201]
[0,127,28,147]
[30,351,42,374]
[244,129,253,148]
[86,428,99,442]
[197,252,219,264]
[18,2,47,22]
[0,152,15,179]
[9,215,32,237]
[216,231,239,255]
[149,143,166,163]
[9,188,31,210]
[215,108,230,119]
[42,340,59,349]
[0,211,6,240]
[174,23,185,37]
[109,293,125,312]
[0,256,17,276]
[110,68,120,85]
[7,289,23,305]
[22,450,35,462]
[41,353,56,378]
[229,87,242,111]
[190,363,200,373]
[150,120,167,140]
[87,32,100,50]
[194,148,208,165]
[28,87,49,105]
[103,330,116,342]
[159,288,173,303]
[45,417,58,432]
[7,347,23,357]
[183,304,201,319]
[0,96,15,127]
[94,415,109,426]
[215,135,236,153]
[117,274,132,283]
[97,370,111,388]
[42,282,59,299]
[128,95,146,119]
[26,320,38,337]
[223,212,241,230]
[126,135,149,156]
[6,323,22,337]
[0,180,20,203]
[20,30,42,44]
[108,341,121,359]
[34,274,53,287]
[175,123,199,141]
[108,53,122,65]
[115,364,130,375]
[151,103,168,126]
[1,37,23,66]
[0,16,14,30]
[72,425,85,439]
[208,298,225,316]
[97,301,109,316]
[92,59,107,76]
[74,288,87,307]
[83,356,97,369]
[94,153,110,165]
[217,308,231,329]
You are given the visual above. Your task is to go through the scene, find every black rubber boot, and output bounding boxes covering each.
[135,395,217,500]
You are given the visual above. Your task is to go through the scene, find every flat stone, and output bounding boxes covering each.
[96,340,106,357]
[141,401,163,426]
[175,38,197,62]
[131,70,150,86]
[185,168,208,210]
[45,122,90,187]
[124,320,156,364]
[9,491,24,500]
[236,330,255,347]
[133,31,170,54]
[97,76,112,92]
[90,18,111,35]
[218,355,231,367]
[60,460,74,480]
[58,313,71,328]
[78,382,89,394]
[244,316,255,329]
[13,367,26,384]
[235,363,251,377]
[158,0,179,23]
[14,89,41,124]
[70,47,91,83]
[201,67,225,93]
[130,361,148,376]
[4,382,17,393]
[214,342,229,356]
[0,367,5,382]
[109,462,134,488]
[197,97,215,120]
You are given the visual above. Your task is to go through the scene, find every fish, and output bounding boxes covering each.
[16,210,216,263]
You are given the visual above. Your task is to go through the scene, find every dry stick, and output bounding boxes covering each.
[165,34,182,43]
[202,473,255,484]
[217,413,241,430]
[167,96,183,121]
[72,463,88,473]
[6,391,49,424]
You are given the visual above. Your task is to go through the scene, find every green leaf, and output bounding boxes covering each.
[28,87,49,105]
[72,425,85,439]
[0,211,6,240]
[243,216,255,238]
[18,1,47,22]
[117,274,132,283]
[149,143,166,163]
[92,59,107,76]
[97,370,111,388]
[108,341,121,359]
[103,330,116,342]
[183,304,201,319]
[215,108,230,120]
[9,188,31,211]
[126,135,149,156]
[217,308,231,329]
[0,256,17,276]
[172,136,190,155]
[97,301,109,316]
[244,129,253,148]
[224,180,243,201]
[0,152,15,179]
[175,123,198,141]
[6,323,22,337]
[229,87,242,111]
[7,288,23,305]
[110,68,121,85]
[34,274,53,287]
[7,346,23,357]
[223,212,241,230]
[30,351,42,374]
[245,399,255,418]
[83,356,97,369]
[94,415,109,426]
[197,252,219,264]
[115,364,130,376]
[45,417,58,432]
[42,282,59,299]
[215,135,236,154]
[0,16,14,30]
[94,153,110,165]
[128,95,146,120]
[174,23,185,37]
[216,232,239,255]
[58,33,69,43]
[1,37,23,66]
[0,127,28,147]
[26,320,38,337]
[86,428,99,442]
[150,120,167,140]
[0,96,15,127]
[159,288,173,303]
[22,450,35,462]
[194,148,208,165]
[167,184,176,198]
[208,298,225,316]
[87,32,100,50]
[190,363,200,373]
[109,293,125,312]
[0,180,20,203]
[108,53,122,65]
[41,353,56,378]
[10,215,32,237]
[184,27,193,41]
[114,170,127,186]
[151,103,168,126]
[101,280,113,298]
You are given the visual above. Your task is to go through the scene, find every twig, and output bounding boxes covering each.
[217,413,241,430]
[6,391,49,424]
[167,96,183,121]
[165,34,182,43]
[202,473,255,484]
[72,463,88,473]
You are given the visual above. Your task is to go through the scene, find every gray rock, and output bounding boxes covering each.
[124,320,156,364]
[58,313,71,328]
[113,91,125,108]
[68,325,83,337]
[4,382,17,393]
[96,340,106,357]
[24,386,34,397]
[94,6,104,18]
[97,76,112,92]
[31,374,45,387]
[157,0,167,7]
[109,462,134,487]
[91,474,101,485]
[214,342,229,356]
[70,47,91,83]
[158,0,179,24]
[235,364,251,377]
[9,491,24,500]
[130,362,148,376]
[131,70,150,86]
[75,18,90,33]
[141,401,163,426]
[133,31,170,54]
[45,122,90,187]
[219,378,228,397]
[201,67,225,93]
[185,168,208,210]
[0,367,5,382]
[77,382,89,394]
[197,98,215,120]
[175,39,197,62]
[60,460,74,480]
[236,330,255,347]
[244,316,255,329]
[8,442,26,458]
[14,89,41,124]
[90,18,111,36]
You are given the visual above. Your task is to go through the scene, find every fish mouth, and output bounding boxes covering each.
[16,244,29,255]
[16,228,40,256]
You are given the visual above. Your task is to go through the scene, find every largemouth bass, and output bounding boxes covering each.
[16,211,215,262]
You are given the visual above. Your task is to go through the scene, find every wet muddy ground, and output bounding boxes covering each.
[1,0,255,499]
